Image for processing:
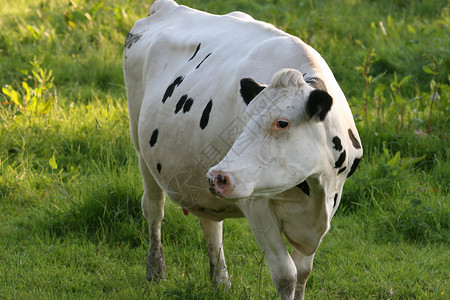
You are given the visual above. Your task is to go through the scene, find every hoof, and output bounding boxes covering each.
[146,247,166,283]
[213,270,231,291]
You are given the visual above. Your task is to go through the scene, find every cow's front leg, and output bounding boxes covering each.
[199,217,231,290]
[139,155,166,282]
[292,250,314,300]
[239,199,297,300]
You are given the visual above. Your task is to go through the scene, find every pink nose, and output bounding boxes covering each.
[206,170,230,197]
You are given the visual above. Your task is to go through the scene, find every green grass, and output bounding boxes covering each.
[1,0,449,299]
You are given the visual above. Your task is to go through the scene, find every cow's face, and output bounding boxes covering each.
[207,69,333,199]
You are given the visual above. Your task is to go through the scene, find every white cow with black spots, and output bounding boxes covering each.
[123,0,363,299]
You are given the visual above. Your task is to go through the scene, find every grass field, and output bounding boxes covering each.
[1,0,449,299]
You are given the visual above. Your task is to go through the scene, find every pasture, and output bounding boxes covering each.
[1,0,448,299]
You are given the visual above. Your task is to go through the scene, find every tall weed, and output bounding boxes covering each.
[2,58,55,116]
[353,48,449,135]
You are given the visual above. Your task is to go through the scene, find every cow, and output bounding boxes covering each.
[123,0,363,299]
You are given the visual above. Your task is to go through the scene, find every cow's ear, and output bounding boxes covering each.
[306,89,333,121]
[240,78,265,105]
[305,77,327,92]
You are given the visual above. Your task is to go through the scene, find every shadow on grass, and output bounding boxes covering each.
[6,169,205,253]
[40,178,146,247]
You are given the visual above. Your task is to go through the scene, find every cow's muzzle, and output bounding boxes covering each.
[206,171,230,198]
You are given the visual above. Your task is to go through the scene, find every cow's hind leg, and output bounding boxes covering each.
[139,155,166,282]
[292,250,315,300]
[199,218,231,290]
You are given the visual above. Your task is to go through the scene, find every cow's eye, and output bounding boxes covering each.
[272,118,290,131]
[277,120,289,128]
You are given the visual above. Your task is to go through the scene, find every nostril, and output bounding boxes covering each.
[215,174,228,190]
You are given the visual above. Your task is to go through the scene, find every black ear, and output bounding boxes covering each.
[240,78,265,105]
[306,89,333,121]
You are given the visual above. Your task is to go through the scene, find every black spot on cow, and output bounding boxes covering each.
[347,157,361,178]
[240,78,266,105]
[348,128,361,149]
[337,166,347,174]
[183,98,194,113]
[296,180,310,196]
[188,43,201,61]
[332,136,342,151]
[175,95,188,114]
[333,193,338,208]
[157,163,162,173]
[306,89,333,121]
[196,53,211,69]
[162,76,184,103]
[175,95,194,114]
[334,150,346,168]
[150,129,159,147]
[200,99,213,129]
[124,31,142,49]
[305,77,327,92]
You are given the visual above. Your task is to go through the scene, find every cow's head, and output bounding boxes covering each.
[207,68,333,199]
